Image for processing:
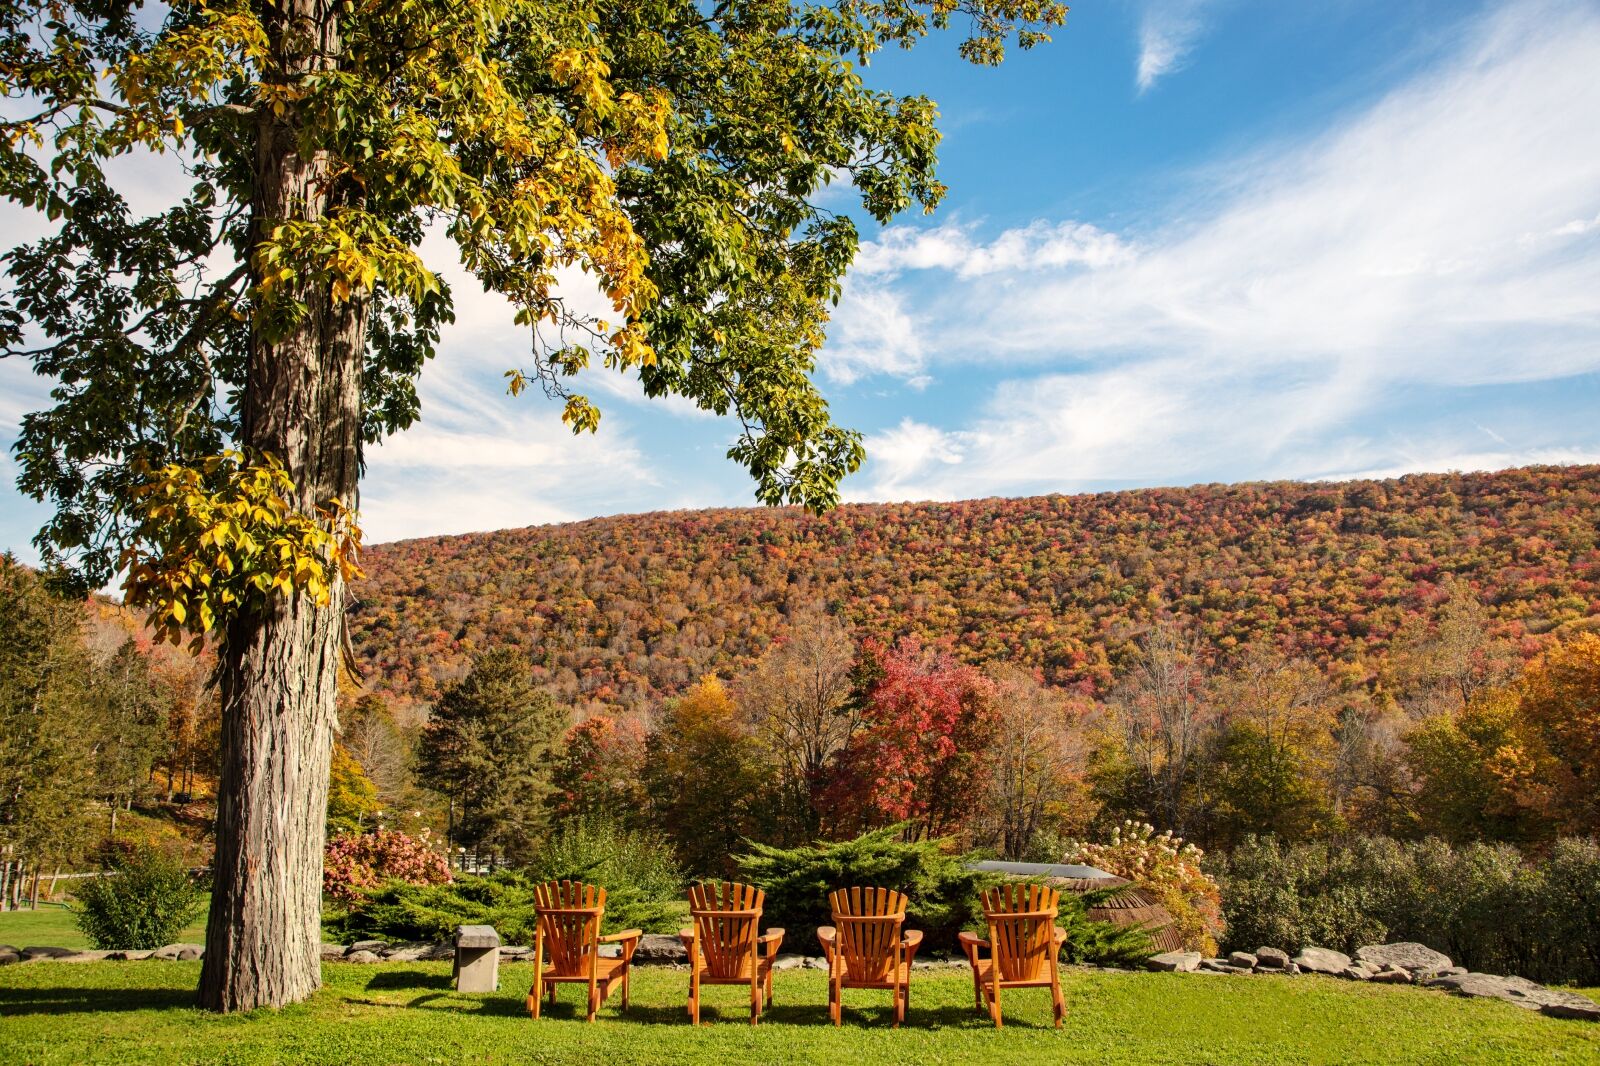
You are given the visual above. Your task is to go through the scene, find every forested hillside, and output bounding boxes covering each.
[351,465,1600,715]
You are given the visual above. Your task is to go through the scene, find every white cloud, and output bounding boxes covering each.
[818,280,928,385]
[848,0,1600,500]
[1137,0,1214,93]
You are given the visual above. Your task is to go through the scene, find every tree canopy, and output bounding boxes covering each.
[3,0,1069,605]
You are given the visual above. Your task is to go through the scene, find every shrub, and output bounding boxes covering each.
[1213,834,1600,985]
[737,824,994,951]
[324,828,452,906]
[1066,821,1223,955]
[72,845,204,950]
[524,817,684,934]
[332,870,542,945]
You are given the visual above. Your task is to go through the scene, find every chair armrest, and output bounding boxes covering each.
[758,928,785,957]
[601,928,644,962]
[957,930,988,963]
[901,928,925,963]
[815,926,837,959]
[1052,925,1068,945]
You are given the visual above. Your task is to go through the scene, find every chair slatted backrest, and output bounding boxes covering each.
[829,886,908,983]
[689,881,764,980]
[982,883,1060,982]
[534,880,605,977]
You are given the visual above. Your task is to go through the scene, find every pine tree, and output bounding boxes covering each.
[417,649,566,863]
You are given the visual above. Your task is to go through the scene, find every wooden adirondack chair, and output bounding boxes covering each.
[957,883,1068,1028]
[815,886,924,1027]
[527,880,642,1022]
[679,881,785,1025]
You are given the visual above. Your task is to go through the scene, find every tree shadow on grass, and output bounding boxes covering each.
[363,971,453,992]
[0,986,196,1017]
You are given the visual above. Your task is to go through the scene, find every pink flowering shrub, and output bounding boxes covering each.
[324,828,451,906]
[1067,820,1224,954]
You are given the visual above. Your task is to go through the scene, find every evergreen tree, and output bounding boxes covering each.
[417,649,566,863]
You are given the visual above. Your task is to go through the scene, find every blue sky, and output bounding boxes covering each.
[4,0,1600,558]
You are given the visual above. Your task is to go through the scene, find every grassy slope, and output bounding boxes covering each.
[0,902,209,951]
[0,962,1596,1065]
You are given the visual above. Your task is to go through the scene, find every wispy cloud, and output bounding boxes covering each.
[1137,0,1214,93]
[842,0,1600,501]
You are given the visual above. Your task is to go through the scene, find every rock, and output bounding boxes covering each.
[56,950,115,963]
[1199,958,1231,973]
[1355,942,1453,977]
[498,945,531,959]
[1228,951,1258,970]
[1284,962,1301,975]
[772,953,806,971]
[150,944,203,961]
[0,944,17,954]
[422,943,455,961]
[176,946,203,961]
[104,950,154,961]
[1369,967,1413,985]
[1340,966,1372,981]
[1146,951,1202,973]
[1429,972,1599,1019]
[344,950,381,964]
[1293,947,1352,976]
[319,943,348,961]
[1255,947,1290,969]
[805,957,830,970]
[632,934,687,964]
[346,940,388,956]
[382,945,432,962]
[22,946,76,960]
[0,951,19,965]
[1540,997,1600,1022]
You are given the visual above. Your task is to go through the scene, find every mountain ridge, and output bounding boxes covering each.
[350,463,1600,715]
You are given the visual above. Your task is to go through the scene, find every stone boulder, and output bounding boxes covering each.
[1255,947,1290,969]
[1427,972,1600,1020]
[22,946,76,960]
[772,954,806,971]
[1339,966,1372,981]
[381,943,433,963]
[1146,950,1202,973]
[1369,966,1413,985]
[1227,951,1258,969]
[56,950,115,963]
[106,950,154,961]
[1355,942,1452,977]
[176,946,203,961]
[1293,947,1352,976]
[344,949,381,964]
[151,943,203,961]
[0,950,20,965]
[319,943,348,961]
[632,933,687,964]
[346,940,388,956]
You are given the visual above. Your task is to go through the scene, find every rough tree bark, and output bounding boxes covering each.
[197,0,364,1013]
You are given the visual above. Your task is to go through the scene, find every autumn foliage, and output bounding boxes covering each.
[323,829,451,906]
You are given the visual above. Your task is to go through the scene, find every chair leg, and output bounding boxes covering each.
[1053,982,1066,1028]
[750,978,761,1025]
[892,985,902,1029]
[830,979,841,1026]
[622,967,630,1011]
[991,983,1003,1028]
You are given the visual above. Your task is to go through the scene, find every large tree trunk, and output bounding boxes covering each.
[197,0,363,1013]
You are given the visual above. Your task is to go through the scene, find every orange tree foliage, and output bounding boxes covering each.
[350,465,1600,716]
[638,676,768,876]
[1502,633,1600,836]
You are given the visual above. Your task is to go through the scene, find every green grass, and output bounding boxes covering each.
[0,900,209,952]
[0,962,1596,1064]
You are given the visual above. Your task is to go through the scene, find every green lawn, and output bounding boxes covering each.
[0,901,208,951]
[0,962,1595,1064]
